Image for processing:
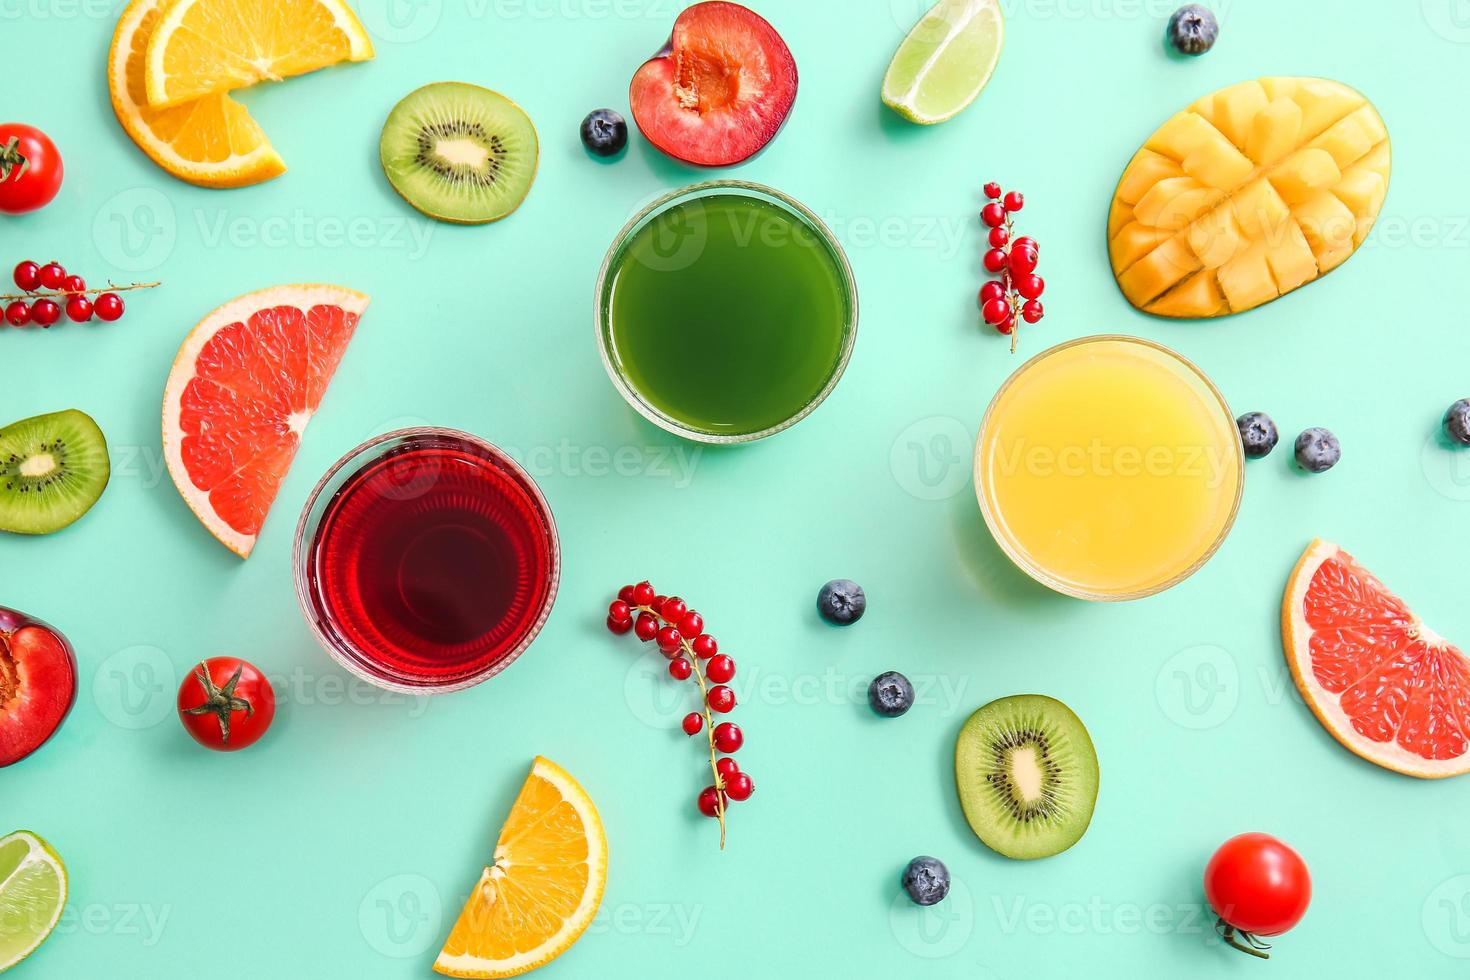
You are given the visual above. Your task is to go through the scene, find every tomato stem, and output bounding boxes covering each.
[1216,919,1271,960]
[0,136,26,182]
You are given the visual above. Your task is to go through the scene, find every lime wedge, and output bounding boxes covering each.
[882,0,1004,124]
[0,831,67,972]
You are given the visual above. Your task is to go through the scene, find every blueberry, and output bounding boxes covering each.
[868,671,914,717]
[1167,4,1218,55]
[1294,427,1341,473]
[817,579,865,625]
[901,856,950,907]
[1445,399,1470,446]
[1236,411,1279,459]
[580,109,628,157]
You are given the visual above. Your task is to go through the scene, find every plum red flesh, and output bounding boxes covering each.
[630,2,797,167]
[0,607,78,768]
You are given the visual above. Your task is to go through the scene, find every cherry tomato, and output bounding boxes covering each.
[1204,833,1311,957]
[0,124,63,214]
[177,658,275,751]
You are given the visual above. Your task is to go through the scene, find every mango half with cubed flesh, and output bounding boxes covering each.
[1108,77,1389,318]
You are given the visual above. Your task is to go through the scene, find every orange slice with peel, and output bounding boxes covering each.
[1283,539,1470,778]
[109,0,285,188]
[144,0,374,108]
[162,284,369,558]
[435,757,607,978]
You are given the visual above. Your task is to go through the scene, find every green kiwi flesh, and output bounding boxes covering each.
[380,81,539,224]
[955,694,1099,860]
[0,409,110,535]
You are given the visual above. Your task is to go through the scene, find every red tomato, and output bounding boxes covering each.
[1204,833,1311,939]
[0,124,63,214]
[177,658,275,751]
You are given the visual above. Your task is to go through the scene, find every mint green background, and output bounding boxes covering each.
[5,1,1470,976]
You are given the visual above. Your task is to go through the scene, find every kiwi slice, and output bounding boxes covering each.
[380,81,539,224]
[955,694,1099,860]
[0,409,110,535]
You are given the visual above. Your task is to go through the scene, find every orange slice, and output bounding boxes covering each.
[108,0,285,188]
[1283,539,1470,778]
[435,757,607,978]
[162,284,369,558]
[144,0,374,108]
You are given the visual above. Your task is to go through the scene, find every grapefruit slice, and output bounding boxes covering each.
[1283,539,1470,778]
[434,757,607,978]
[162,285,369,558]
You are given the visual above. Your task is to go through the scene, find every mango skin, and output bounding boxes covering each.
[1108,77,1390,319]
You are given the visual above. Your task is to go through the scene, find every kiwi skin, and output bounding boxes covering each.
[954,694,1099,860]
[379,81,540,226]
[0,409,111,535]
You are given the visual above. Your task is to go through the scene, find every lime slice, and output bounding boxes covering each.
[0,831,67,972]
[882,0,1004,124]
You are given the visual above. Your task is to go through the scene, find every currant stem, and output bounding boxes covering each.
[0,280,162,302]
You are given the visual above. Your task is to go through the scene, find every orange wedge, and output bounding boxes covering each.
[109,0,285,188]
[144,0,374,108]
[435,757,607,978]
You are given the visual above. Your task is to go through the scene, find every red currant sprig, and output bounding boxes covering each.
[607,581,751,850]
[978,184,1044,353]
[5,259,158,329]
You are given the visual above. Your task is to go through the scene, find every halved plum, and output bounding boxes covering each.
[629,2,797,167]
[0,606,77,768]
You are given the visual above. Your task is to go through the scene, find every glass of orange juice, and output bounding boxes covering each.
[974,335,1243,600]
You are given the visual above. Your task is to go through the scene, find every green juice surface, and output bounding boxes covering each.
[606,193,851,436]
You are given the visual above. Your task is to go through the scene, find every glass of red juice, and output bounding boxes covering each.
[293,427,560,693]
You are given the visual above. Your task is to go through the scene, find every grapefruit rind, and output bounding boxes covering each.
[1282,538,1470,779]
[161,284,369,559]
[433,757,607,978]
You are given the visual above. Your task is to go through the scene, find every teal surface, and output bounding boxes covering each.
[4,2,1470,977]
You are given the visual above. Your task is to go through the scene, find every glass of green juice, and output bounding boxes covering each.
[596,181,859,443]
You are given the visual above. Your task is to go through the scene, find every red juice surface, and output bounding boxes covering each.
[304,436,557,688]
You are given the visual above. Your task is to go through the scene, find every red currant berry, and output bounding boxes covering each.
[713,722,743,753]
[691,633,718,659]
[37,262,66,290]
[677,611,703,638]
[13,261,40,291]
[30,299,59,327]
[5,301,30,327]
[707,685,735,712]
[724,772,754,802]
[1003,191,1024,212]
[682,712,704,736]
[983,181,1002,200]
[705,654,735,684]
[93,292,124,322]
[988,226,1010,248]
[634,612,659,641]
[632,581,655,605]
[715,757,740,778]
[606,614,633,634]
[983,248,1008,273]
[980,203,1006,228]
[996,316,1015,335]
[1022,300,1044,323]
[697,786,725,818]
[979,280,1006,305]
[61,274,86,296]
[1015,274,1044,300]
[655,626,683,655]
[65,296,92,322]
[609,600,632,621]
[649,595,667,616]
[669,657,693,680]
[1013,236,1038,254]
[1008,247,1038,276]
[982,298,1011,325]
[617,584,636,604]
[661,597,687,622]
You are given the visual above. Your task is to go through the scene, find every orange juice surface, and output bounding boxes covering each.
[975,336,1242,599]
